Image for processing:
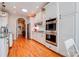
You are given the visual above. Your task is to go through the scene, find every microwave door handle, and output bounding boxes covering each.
[47,25,49,30]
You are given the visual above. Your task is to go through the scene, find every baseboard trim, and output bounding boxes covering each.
[31,39,65,57]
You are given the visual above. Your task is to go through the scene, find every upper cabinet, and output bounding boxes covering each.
[59,2,75,16]
[76,2,79,12]
[44,2,57,20]
[35,12,42,23]
[58,2,75,35]
[0,12,8,27]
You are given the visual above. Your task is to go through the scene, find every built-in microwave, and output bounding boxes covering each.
[46,23,56,31]
[46,18,56,31]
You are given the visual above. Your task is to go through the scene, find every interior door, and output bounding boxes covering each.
[27,23,30,39]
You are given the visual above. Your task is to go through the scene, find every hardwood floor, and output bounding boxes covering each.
[8,36,62,57]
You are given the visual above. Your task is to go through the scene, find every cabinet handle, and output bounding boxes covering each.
[59,14,61,19]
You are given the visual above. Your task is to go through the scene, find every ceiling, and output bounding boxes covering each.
[0,2,44,17]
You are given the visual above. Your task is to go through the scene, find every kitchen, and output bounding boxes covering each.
[0,2,79,57]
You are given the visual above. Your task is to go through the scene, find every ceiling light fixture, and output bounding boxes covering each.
[22,9,28,12]
[36,6,39,8]
[13,6,16,8]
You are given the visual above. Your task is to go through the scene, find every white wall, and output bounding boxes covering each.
[8,14,27,40]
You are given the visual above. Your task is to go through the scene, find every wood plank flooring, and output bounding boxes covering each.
[8,36,62,57]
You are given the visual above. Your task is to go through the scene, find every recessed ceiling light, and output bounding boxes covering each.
[22,9,28,12]
[36,6,39,8]
[13,6,16,8]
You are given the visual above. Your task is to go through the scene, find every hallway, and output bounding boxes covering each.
[8,36,62,57]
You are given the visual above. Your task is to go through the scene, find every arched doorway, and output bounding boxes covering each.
[16,18,26,38]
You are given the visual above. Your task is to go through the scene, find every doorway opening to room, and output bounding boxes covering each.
[27,23,30,39]
[16,18,26,38]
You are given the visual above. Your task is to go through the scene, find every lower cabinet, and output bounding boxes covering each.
[0,37,9,57]
[58,14,75,56]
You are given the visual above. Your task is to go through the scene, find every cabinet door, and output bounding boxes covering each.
[59,14,75,56]
[59,15,74,37]
[76,2,79,12]
[45,2,57,20]
[35,12,42,22]
[59,2,75,16]
[0,38,8,57]
[4,38,8,57]
[0,39,4,56]
[0,16,8,27]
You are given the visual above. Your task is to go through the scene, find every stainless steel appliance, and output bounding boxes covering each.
[46,18,56,31]
[46,18,57,46]
[46,34,57,46]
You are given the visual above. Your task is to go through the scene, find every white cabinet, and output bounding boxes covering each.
[58,2,75,56]
[0,16,8,27]
[0,12,8,27]
[59,2,75,16]
[35,12,42,22]
[58,14,75,56]
[76,2,79,12]
[0,37,8,57]
[44,2,75,56]
[45,2,57,20]
[59,15,74,38]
